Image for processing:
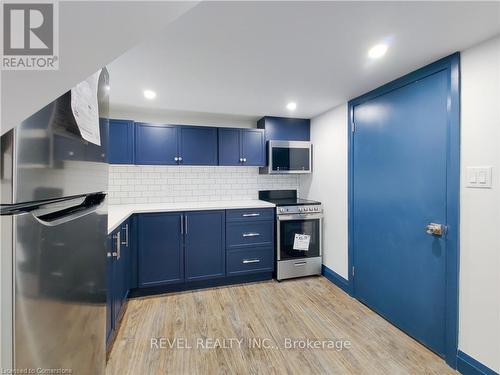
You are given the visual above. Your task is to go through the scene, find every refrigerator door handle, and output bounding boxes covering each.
[0,196,82,216]
[31,193,106,227]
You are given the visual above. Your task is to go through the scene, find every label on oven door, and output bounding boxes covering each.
[293,234,311,251]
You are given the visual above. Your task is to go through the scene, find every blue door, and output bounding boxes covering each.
[109,119,134,164]
[184,211,225,281]
[241,129,265,166]
[218,128,241,165]
[135,123,178,165]
[178,126,218,165]
[137,213,184,286]
[352,70,449,355]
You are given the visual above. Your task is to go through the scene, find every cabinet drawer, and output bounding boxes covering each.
[227,247,274,276]
[226,208,274,222]
[226,221,273,248]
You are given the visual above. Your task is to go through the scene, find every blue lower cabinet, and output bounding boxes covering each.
[138,213,184,287]
[185,211,225,281]
[105,237,113,347]
[106,223,130,349]
[226,246,274,276]
[226,221,273,248]
[117,218,131,304]
[133,209,274,296]
[226,208,274,222]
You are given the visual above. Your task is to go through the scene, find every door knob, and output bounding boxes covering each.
[426,223,444,236]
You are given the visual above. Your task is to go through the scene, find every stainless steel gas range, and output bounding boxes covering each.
[259,190,323,280]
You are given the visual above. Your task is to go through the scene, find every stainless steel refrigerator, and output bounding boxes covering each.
[0,69,109,374]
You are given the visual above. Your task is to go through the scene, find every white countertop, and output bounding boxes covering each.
[108,200,275,233]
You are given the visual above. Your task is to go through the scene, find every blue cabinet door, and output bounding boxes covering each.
[137,213,184,286]
[119,218,131,300]
[178,126,218,165]
[106,234,113,347]
[241,129,265,166]
[257,116,310,141]
[111,229,126,329]
[184,210,225,281]
[135,123,178,165]
[218,128,241,166]
[109,119,134,164]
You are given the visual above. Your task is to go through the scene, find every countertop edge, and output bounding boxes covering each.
[107,201,276,234]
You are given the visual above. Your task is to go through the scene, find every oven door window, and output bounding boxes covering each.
[279,218,320,260]
[272,147,310,172]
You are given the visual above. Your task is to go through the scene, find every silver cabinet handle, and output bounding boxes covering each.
[185,215,188,234]
[107,252,112,258]
[174,156,179,161]
[242,213,260,217]
[243,158,247,162]
[121,223,129,246]
[294,261,307,267]
[178,156,183,162]
[239,157,243,163]
[242,259,261,264]
[242,232,260,237]
[180,214,184,234]
[113,231,121,260]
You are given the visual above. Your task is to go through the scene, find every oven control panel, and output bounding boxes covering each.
[277,205,323,215]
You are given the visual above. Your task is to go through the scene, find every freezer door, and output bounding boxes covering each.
[12,69,109,204]
[13,195,107,374]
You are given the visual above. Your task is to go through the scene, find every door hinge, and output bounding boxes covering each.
[352,266,355,277]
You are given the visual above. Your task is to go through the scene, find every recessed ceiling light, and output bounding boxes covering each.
[368,44,388,59]
[143,89,156,100]
[286,102,297,111]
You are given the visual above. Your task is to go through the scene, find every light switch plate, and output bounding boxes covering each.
[466,167,492,188]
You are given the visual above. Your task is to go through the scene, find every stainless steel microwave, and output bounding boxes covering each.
[260,140,312,174]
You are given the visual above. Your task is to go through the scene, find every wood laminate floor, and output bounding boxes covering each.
[106,277,456,375]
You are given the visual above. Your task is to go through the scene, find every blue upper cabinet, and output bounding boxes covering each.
[135,123,178,165]
[257,116,310,141]
[184,210,225,281]
[178,126,218,165]
[218,127,265,166]
[137,213,184,287]
[218,128,241,166]
[241,129,265,166]
[107,120,267,166]
[109,119,134,164]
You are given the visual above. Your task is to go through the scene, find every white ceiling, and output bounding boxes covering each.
[108,1,500,120]
[1,1,198,135]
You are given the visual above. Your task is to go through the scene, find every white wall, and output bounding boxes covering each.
[459,36,500,372]
[301,36,500,371]
[300,104,349,279]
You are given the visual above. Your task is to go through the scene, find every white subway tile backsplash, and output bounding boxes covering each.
[108,165,299,204]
